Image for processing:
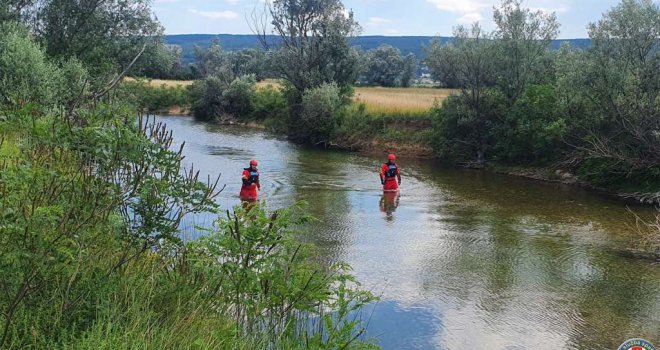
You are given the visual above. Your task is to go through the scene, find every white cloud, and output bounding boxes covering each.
[368,17,392,26]
[188,9,239,19]
[530,4,570,14]
[385,28,400,34]
[457,12,483,24]
[426,0,489,13]
[226,0,241,4]
[155,0,180,3]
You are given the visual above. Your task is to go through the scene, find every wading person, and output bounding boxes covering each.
[240,159,260,201]
[380,154,401,192]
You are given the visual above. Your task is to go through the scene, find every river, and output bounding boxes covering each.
[159,115,659,350]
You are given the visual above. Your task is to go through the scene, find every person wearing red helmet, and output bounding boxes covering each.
[240,159,260,200]
[380,154,401,192]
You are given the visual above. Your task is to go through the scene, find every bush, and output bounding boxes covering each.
[190,75,258,121]
[253,86,289,132]
[298,83,343,145]
[493,85,567,164]
[430,91,507,163]
[118,80,191,113]
[222,74,256,118]
[0,22,62,110]
[190,76,228,121]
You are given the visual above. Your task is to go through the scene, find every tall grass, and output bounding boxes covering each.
[144,79,455,115]
[353,87,455,115]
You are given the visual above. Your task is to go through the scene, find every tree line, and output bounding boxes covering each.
[183,0,659,197]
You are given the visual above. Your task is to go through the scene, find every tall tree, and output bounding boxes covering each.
[400,53,417,87]
[14,0,162,94]
[363,44,404,87]
[424,40,462,88]
[254,0,361,143]
[256,0,361,94]
[492,0,559,102]
[558,0,660,183]
[432,23,499,164]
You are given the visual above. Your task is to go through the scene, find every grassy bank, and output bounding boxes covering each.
[126,78,453,117]
[124,78,658,205]
[0,109,377,348]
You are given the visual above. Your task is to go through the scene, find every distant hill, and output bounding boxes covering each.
[165,34,591,64]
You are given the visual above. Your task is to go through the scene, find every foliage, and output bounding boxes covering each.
[11,0,162,92]
[429,23,497,164]
[0,22,62,110]
[189,74,258,121]
[118,80,192,113]
[362,45,404,87]
[263,0,361,94]
[431,91,506,163]
[492,85,566,164]
[424,40,462,88]
[223,74,257,118]
[253,86,289,129]
[492,0,560,102]
[400,53,417,88]
[299,82,344,145]
[559,0,660,186]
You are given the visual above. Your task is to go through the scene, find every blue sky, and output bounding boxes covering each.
[153,0,655,39]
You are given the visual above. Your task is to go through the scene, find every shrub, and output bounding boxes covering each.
[190,76,228,121]
[0,22,62,110]
[222,74,256,118]
[298,83,343,145]
[493,84,567,164]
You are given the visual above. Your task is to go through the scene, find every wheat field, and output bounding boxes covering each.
[135,79,454,113]
[353,87,454,114]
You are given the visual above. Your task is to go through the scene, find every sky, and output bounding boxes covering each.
[153,0,656,39]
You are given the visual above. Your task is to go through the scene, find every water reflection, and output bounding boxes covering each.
[157,116,660,350]
[379,192,400,223]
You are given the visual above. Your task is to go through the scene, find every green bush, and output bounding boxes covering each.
[297,82,343,145]
[493,85,567,164]
[190,76,228,121]
[430,91,507,163]
[222,74,256,118]
[119,80,191,113]
[0,22,62,110]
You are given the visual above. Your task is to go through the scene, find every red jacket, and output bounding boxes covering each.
[240,167,260,199]
[380,162,401,191]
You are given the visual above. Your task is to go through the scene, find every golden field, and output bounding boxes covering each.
[353,87,454,114]
[133,78,455,114]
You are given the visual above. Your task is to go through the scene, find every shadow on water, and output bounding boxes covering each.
[157,116,660,350]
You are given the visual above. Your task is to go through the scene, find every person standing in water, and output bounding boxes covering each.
[240,159,260,201]
[380,154,401,192]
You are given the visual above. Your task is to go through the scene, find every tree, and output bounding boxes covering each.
[38,1,159,80]
[431,23,498,164]
[363,44,404,87]
[131,42,184,79]
[194,38,232,80]
[558,0,660,186]
[254,0,361,143]
[492,0,560,102]
[259,0,361,94]
[401,53,417,87]
[424,40,462,88]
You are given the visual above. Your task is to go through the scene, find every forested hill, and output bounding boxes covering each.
[165,34,591,64]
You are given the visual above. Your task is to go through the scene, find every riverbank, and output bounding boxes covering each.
[124,80,657,206]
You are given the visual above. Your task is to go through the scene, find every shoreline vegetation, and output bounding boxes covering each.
[125,78,658,207]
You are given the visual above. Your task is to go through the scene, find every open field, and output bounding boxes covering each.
[126,78,194,87]
[132,78,455,113]
[354,87,454,114]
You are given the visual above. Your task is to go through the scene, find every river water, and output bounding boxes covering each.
[159,115,659,350]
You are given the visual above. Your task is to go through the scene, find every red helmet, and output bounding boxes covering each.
[249,159,258,166]
[388,154,396,161]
